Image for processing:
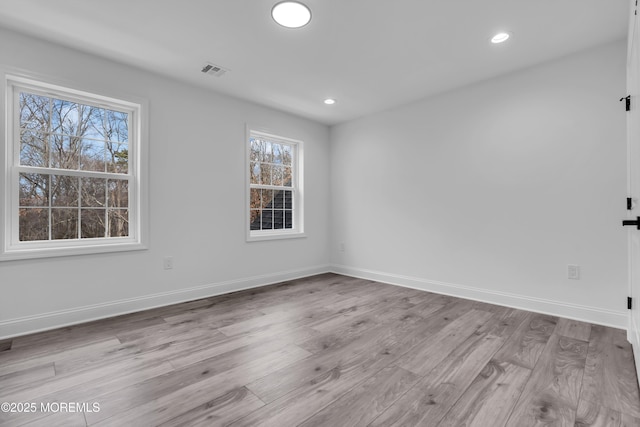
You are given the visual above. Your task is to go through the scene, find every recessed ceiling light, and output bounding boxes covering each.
[491,32,510,44]
[272,2,311,28]
[324,98,336,105]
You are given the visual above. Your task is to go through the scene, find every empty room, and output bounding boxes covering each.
[1,1,639,426]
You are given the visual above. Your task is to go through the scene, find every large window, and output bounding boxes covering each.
[247,129,304,241]
[1,76,147,260]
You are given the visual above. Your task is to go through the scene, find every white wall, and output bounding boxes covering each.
[330,40,629,327]
[0,28,331,338]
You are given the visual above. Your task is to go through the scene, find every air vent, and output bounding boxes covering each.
[201,63,228,77]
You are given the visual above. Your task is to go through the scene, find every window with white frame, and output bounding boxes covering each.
[247,129,303,240]
[1,76,147,260]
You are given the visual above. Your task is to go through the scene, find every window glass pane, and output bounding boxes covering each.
[83,107,104,140]
[19,173,49,206]
[272,144,283,164]
[51,98,77,135]
[51,175,78,207]
[284,190,293,210]
[20,131,49,167]
[260,163,272,186]
[260,140,273,163]
[108,209,128,237]
[80,139,105,172]
[272,191,285,209]
[283,166,292,187]
[51,100,98,136]
[81,177,106,207]
[273,210,285,229]
[106,142,128,174]
[284,210,293,229]
[108,179,129,208]
[272,165,285,186]
[20,93,51,132]
[261,189,274,210]
[52,208,78,240]
[261,209,273,230]
[250,209,261,230]
[19,208,49,241]
[81,209,106,238]
[104,110,128,143]
[250,162,260,184]
[51,135,81,170]
[282,144,292,166]
[250,139,261,162]
[249,188,261,211]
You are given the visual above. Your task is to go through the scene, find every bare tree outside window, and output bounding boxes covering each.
[18,91,130,241]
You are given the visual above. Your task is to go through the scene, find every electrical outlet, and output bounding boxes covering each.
[163,256,174,270]
[567,264,580,280]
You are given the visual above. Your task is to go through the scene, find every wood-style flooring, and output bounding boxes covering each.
[1,273,639,426]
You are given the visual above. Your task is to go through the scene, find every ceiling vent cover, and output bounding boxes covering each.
[201,63,228,77]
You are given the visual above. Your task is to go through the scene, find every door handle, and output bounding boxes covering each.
[623,217,640,229]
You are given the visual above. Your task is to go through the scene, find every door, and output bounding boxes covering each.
[627,0,640,373]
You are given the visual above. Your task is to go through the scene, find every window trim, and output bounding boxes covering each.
[1,73,149,261]
[246,126,305,242]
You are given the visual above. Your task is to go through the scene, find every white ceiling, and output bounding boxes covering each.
[0,0,629,125]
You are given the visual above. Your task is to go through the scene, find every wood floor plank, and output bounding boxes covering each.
[370,332,507,426]
[580,325,640,418]
[575,398,640,427]
[305,289,421,334]
[90,344,310,426]
[396,309,495,375]
[229,355,384,427]
[298,365,419,427]
[10,313,166,351]
[299,300,444,355]
[168,325,319,370]
[0,363,56,396]
[437,360,531,427]
[555,317,592,341]
[0,355,174,426]
[158,387,265,427]
[13,411,87,427]
[85,342,309,424]
[505,334,588,426]
[0,338,122,377]
[493,312,558,369]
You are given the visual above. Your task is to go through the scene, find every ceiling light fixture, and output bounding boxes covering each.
[272,1,311,28]
[491,32,510,44]
[324,98,336,105]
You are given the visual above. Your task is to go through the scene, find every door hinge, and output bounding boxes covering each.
[628,197,633,210]
[629,296,633,310]
[621,95,631,111]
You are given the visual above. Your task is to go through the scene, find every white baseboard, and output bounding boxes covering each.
[331,264,628,329]
[0,264,331,340]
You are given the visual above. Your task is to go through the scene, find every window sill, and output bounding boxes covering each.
[0,240,147,261]
[246,231,306,243]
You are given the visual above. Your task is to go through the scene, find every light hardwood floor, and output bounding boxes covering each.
[1,273,639,426]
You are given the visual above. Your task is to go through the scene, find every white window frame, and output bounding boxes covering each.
[1,74,149,261]
[246,127,305,242]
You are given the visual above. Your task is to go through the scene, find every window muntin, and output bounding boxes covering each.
[247,130,303,240]
[2,76,146,260]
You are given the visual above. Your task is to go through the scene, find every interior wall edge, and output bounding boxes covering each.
[331,264,627,329]
[0,264,332,340]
